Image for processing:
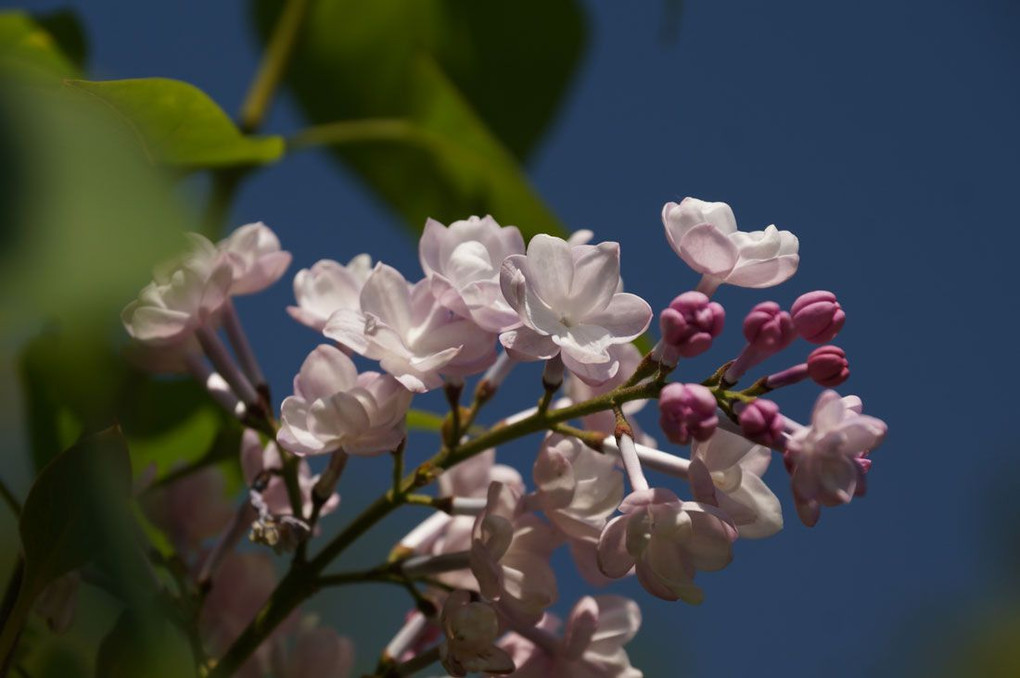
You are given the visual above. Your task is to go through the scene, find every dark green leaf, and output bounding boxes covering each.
[64,78,285,170]
[96,609,198,678]
[33,9,87,71]
[253,0,584,239]
[19,428,133,598]
[0,11,78,78]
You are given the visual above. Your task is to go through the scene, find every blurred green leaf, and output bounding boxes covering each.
[253,0,584,239]
[406,408,445,433]
[34,9,88,71]
[19,428,133,598]
[0,11,79,77]
[64,78,285,170]
[95,609,198,678]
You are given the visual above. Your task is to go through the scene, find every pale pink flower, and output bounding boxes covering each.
[439,591,515,676]
[287,255,372,331]
[597,488,737,604]
[784,390,887,526]
[533,435,624,585]
[663,198,799,294]
[499,234,652,385]
[240,429,339,518]
[218,222,292,295]
[272,621,355,678]
[324,263,497,392]
[500,596,643,678]
[691,429,783,539]
[121,239,233,347]
[470,482,561,624]
[277,344,411,456]
[419,216,525,333]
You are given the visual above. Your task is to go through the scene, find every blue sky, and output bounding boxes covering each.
[20,0,1020,675]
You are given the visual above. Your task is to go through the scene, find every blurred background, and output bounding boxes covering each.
[1,0,1019,676]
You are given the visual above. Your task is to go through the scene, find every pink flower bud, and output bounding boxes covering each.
[739,398,784,448]
[659,292,725,358]
[743,301,795,352]
[807,345,849,387]
[659,383,718,445]
[791,290,845,343]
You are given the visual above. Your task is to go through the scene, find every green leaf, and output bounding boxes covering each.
[253,0,585,239]
[18,428,133,597]
[33,9,88,72]
[406,409,445,433]
[0,11,79,78]
[95,609,198,678]
[64,78,285,170]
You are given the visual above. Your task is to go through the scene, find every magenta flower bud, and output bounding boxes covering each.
[739,398,784,448]
[807,345,849,387]
[658,383,719,445]
[791,290,845,343]
[659,291,725,358]
[743,301,795,352]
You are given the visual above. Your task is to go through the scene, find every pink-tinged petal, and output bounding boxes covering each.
[569,539,618,587]
[199,263,234,315]
[694,429,756,473]
[812,390,846,432]
[725,473,783,539]
[677,223,739,277]
[590,595,642,645]
[619,487,681,512]
[795,496,821,527]
[309,391,371,443]
[323,309,372,354]
[561,350,618,387]
[687,458,718,505]
[359,263,413,334]
[726,255,799,288]
[583,293,653,343]
[418,217,446,275]
[295,345,359,401]
[533,446,577,508]
[525,234,574,308]
[499,254,528,316]
[597,515,635,578]
[500,327,560,361]
[124,306,192,343]
[569,242,621,317]
[428,273,471,319]
[562,596,599,660]
[556,324,613,364]
[662,198,738,256]
[277,397,327,456]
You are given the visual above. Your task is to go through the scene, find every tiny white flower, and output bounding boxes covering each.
[218,222,292,295]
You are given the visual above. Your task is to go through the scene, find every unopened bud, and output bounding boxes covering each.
[791,290,845,343]
[807,345,849,387]
[659,291,725,358]
[659,383,719,445]
[738,398,784,448]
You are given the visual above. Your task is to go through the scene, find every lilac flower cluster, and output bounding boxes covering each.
[120,198,887,677]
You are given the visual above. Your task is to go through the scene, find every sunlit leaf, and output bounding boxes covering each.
[64,78,285,170]
[252,0,585,239]
[0,11,78,78]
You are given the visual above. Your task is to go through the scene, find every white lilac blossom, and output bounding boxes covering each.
[277,344,411,456]
[500,595,643,678]
[470,482,561,624]
[419,215,525,333]
[287,255,372,331]
[499,234,652,385]
[691,429,783,539]
[597,488,737,604]
[324,263,497,392]
[121,238,234,346]
[533,435,624,585]
[663,197,799,294]
[439,591,515,676]
[219,222,292,295]
[784,391,887,526]
[240,430,339,519]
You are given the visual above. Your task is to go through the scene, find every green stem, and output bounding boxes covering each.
[0,477,21,518]
[239,0,312,134]
[288,118,417,151]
